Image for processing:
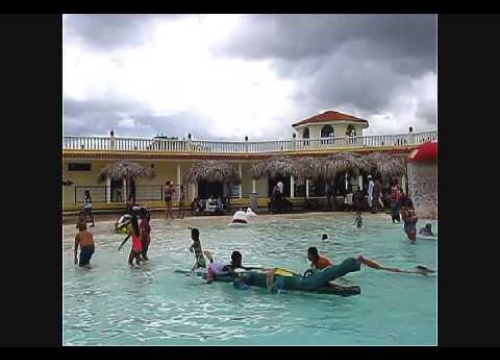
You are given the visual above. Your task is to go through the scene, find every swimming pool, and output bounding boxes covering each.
[63,213,437,346]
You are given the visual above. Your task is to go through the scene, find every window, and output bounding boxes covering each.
[321,125,334,138]
[303,127,310,139]
[321,125,334,145]
[68,163,92,171]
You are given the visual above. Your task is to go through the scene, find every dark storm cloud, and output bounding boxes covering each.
[214,14,436,66]
[64,14,185,50]
[64,98,213,139]
[211,14,437,125]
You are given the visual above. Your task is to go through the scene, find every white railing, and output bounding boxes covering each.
[63,130,437,154]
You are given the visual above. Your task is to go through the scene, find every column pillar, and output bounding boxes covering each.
[122,178,127,204]
[252,179,256,193]
[402,174,407,194]
[191,183,196,201]
[176,163,181,187]
[358,175,363,192]
[238,163,243,199]
[306,179,310,199]
[106,177,111,203]
[290,175,295,199]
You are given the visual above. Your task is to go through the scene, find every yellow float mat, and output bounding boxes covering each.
[273,268,299,277]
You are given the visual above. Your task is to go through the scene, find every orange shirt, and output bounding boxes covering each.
[314,255,333,269]
[76,230,95,247]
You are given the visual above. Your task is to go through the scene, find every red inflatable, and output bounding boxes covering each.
[408,139,437,162]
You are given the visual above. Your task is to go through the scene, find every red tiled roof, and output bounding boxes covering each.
[292,110,368,127]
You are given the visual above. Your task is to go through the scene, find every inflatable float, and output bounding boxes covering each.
[227,208,257,227]
[115,214,133,234]
[176,258,361,296]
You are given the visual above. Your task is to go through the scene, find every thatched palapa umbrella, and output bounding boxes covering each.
[294,156,322,180]
[365,152,406,181]
[250,156,298,180]
[98,161,155,183]
[183,161,241,185]
[318,152,372,181]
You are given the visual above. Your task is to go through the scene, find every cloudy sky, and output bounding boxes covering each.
[63,14,437,140]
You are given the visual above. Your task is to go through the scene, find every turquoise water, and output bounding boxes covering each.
[63,214,437,346]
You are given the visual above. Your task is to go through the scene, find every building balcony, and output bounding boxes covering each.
[63,130,437,157]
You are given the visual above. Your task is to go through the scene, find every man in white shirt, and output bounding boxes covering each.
[277,180,284,194]
[367,175,374,209]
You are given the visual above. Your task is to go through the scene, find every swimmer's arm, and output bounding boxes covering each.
[188,243,194,252]
[118,234,131,251]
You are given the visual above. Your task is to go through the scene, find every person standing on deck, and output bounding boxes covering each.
[367,175,374,211]
[164,181,176,219]
[372,178,382,213]
[83,190,95,227]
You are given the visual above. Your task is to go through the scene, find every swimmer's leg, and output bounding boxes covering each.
[203,250,214,263]
[141,242,149,261]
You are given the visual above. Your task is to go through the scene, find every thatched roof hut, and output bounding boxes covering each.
[250,156,299,180]
[97,161,155,183]
[318,152,372,181]
[183,161,241,185]
[294,156,322,180]
[365,152,406,181]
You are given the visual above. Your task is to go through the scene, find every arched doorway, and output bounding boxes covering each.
[321,125,334,145]
[347,125,356,144]
[303,127,310,146]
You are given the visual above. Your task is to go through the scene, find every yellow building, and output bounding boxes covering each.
[63,110,437,213]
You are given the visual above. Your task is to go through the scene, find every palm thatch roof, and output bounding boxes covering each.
[183,161,241,185]
[97,161,155,183]
[365,152,407,180]
[250,156,299,180]
[294,156,322,180]
[318,152,372,181]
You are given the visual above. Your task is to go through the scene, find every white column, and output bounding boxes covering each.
[122,178,127,203]
[238,163,243,199]
[358,175,363,192]
[106,177,111,203]
[252,179,256,193]
[402,174,407,194]
[176,163,181,187]
[306,179,310,198]
[290,176,295,198]
[191,183,196,201]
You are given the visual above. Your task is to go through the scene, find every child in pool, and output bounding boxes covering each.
[140,208,151,262]
[204,250,244,284]
[401,202,419,243]
[353,211,363,228]
[419,223,434,237]
[74,222,95,269]
[118,215,143,267]
[188,228,206,270]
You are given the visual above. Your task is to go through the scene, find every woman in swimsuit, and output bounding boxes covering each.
[164,181,176,219]
[118,215,143,267]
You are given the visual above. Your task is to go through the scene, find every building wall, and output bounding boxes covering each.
[407,162,437,219]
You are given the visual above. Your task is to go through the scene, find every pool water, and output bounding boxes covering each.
[63,213,437,346]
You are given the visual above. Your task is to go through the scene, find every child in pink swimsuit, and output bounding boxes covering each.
[118,215,143,267]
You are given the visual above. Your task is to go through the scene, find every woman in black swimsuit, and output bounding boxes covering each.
[164,181,175,219]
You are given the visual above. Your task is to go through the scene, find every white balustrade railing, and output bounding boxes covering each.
[63,130,437,154]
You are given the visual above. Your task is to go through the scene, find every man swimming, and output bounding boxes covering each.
[74,222,95,269]
[308,247,333,269]
[419,223,434,237]
[204,250,245,284]
[401,200,419,243]
[353,211,363,228]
